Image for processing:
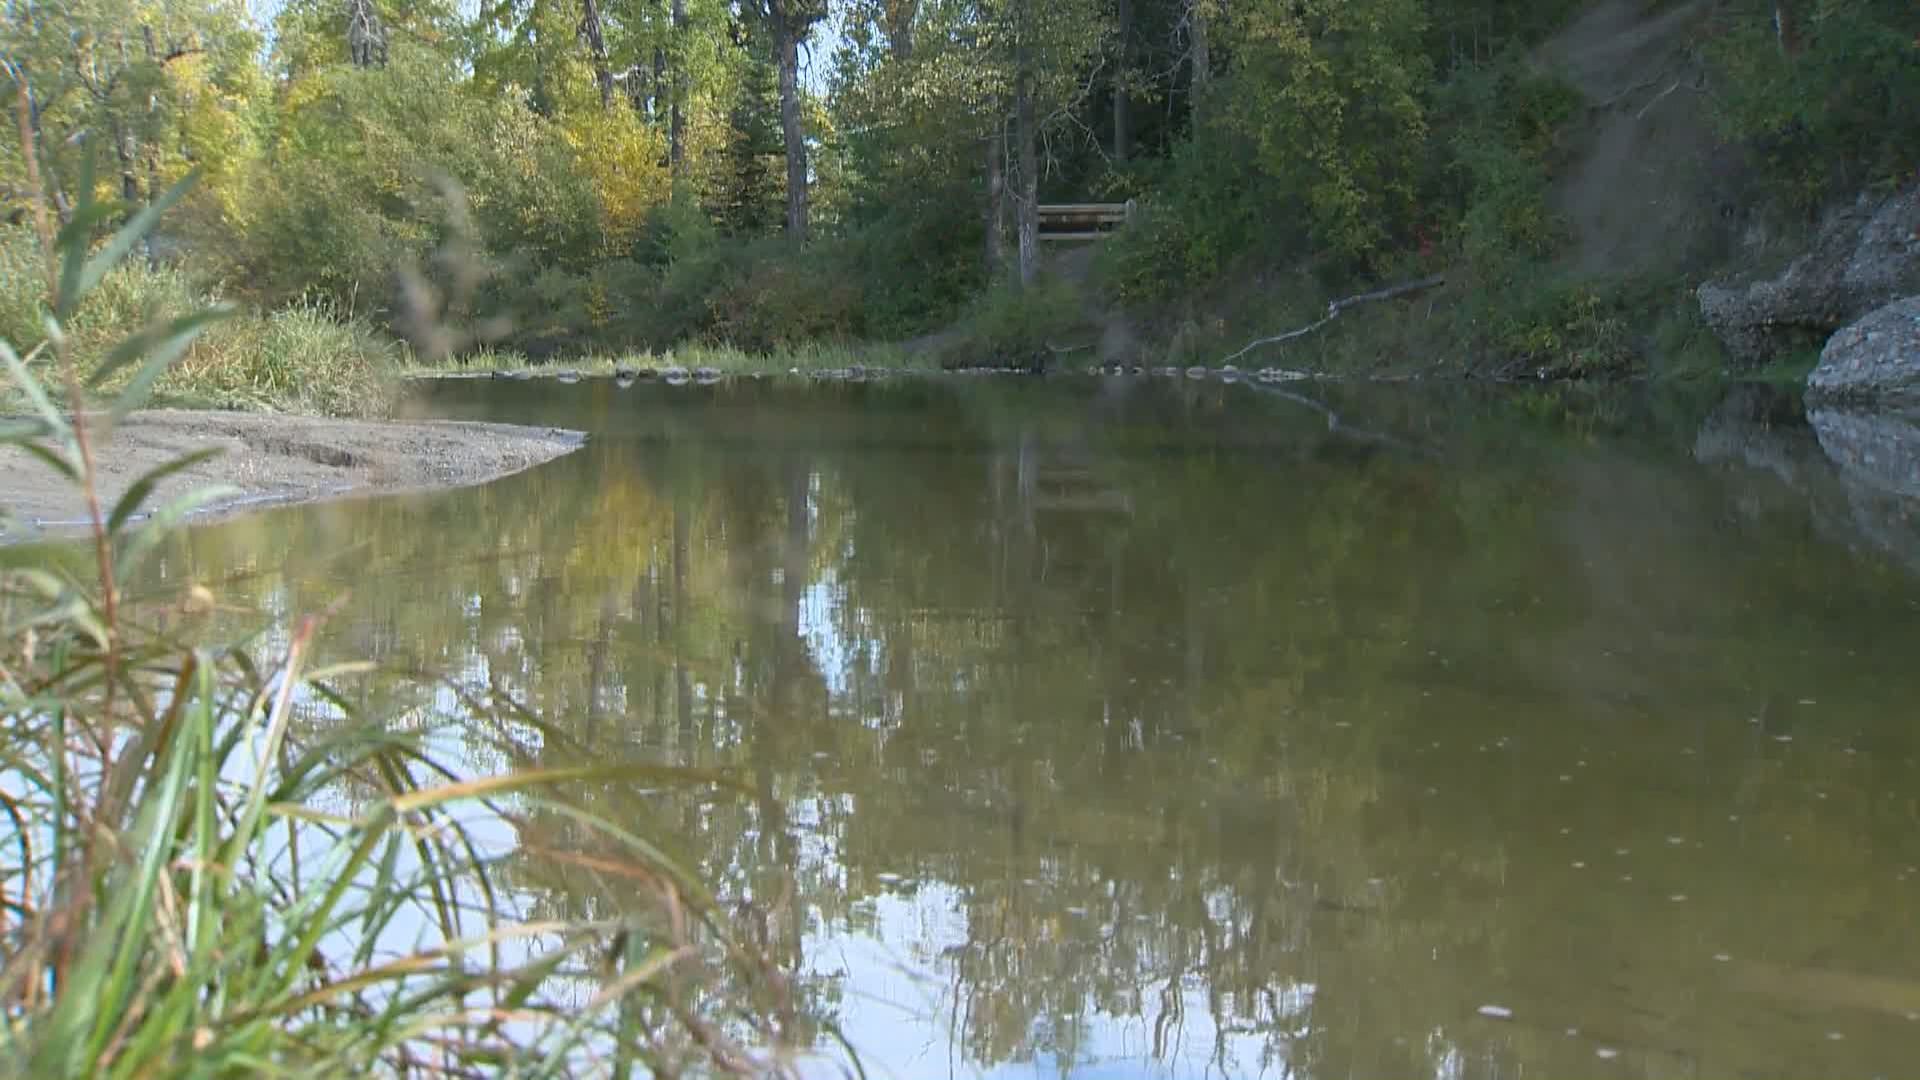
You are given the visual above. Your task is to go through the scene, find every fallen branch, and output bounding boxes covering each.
[1220,273,1444,366]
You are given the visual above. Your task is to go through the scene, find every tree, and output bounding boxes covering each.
[738,0,827,240]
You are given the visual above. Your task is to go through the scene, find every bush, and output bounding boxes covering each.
[1707,0,1920,211]
[1432,55,1582,284]
[1485,280,1634,375]
[934,275,1089,368]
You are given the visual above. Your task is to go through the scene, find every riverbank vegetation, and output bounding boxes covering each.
[4,0,1916,393]
[1,158,841,1078]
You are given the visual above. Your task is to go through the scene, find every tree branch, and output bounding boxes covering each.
[1219,273,1444,366]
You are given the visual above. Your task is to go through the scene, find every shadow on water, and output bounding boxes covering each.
[123,376,1920,1078]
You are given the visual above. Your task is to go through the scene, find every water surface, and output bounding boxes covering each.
[152,378,1920,1078]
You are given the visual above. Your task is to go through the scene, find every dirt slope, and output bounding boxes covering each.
[1540,0,1731,278]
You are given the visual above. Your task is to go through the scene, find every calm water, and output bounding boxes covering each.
[151,378,1920,1078]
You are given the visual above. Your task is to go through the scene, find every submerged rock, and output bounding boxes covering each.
[1699,183,1920,363]
[1184,366,1209,379]
[1807,296,1920,406]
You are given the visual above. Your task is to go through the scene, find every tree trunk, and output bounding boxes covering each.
[1773,1,1800,57]
[1016,47,1039,289]
[579,0,614,108]
[651,46,667,116]
[346,0,387,67]
[1014,0,1039,288]
[1188,0,1211,130]
[669,0,687,174]
[773,5,809,240]
[885,0,917,62]
[985,118,1006,277]
[1113,0,1131,162]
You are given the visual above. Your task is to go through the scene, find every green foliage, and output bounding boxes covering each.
[1,224,392,418]
[0,166,839,1080]
[933,274,1088,368]
[1706,0,1920,211]
[1483,279,1634,375]
[1434,56,1582,284]
[1096,125,1280,302]
[1217,0,1434,267]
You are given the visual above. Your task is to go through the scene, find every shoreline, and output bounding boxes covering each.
[0,409,586,540]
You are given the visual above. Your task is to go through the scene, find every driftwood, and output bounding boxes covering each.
[1220,273,1445,367]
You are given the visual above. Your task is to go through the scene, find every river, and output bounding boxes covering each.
[146,376,1920,1078]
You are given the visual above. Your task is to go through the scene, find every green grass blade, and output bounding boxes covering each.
[105,447,224,537]
[90,305,235,393]
[81,679,206,1065]
[10,440,79,483]
[71,170,201,316]
[107,305,237,420]
[51,150,110,321]
[112,484,240,583]
[1,341,71,447]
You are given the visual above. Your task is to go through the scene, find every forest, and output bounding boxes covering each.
[4,0,1919,394]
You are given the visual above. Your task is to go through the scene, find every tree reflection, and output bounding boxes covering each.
[144,379,1920,1079]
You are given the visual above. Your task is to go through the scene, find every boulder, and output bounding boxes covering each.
[1807,296,1920,405]
[1698,184,1920,363]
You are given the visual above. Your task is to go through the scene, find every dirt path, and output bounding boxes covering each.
[0,410,585,539]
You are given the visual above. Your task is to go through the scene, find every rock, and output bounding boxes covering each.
[694,366,722,383]
[1219,364,1241,383]
[614,365,640,380]
[662,365,690,384]
[554,371,581,384]
[1699,183,1920,363]
[1185,366,1209,379]
[1807,296,1920,405]
[614,377,635,390]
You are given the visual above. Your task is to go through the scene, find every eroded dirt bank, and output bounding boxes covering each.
[0,409,585,538]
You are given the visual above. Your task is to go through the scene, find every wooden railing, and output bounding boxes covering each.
[1037,201,1135,241]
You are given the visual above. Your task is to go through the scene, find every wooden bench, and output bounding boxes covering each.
[1037,201,1135,241]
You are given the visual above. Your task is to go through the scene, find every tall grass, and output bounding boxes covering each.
[1,157,846,1075]
[1,227,396,418]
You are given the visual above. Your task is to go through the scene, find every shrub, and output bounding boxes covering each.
[1706,0,1920,211]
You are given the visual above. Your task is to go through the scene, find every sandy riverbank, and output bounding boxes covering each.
[0,409,585,539]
